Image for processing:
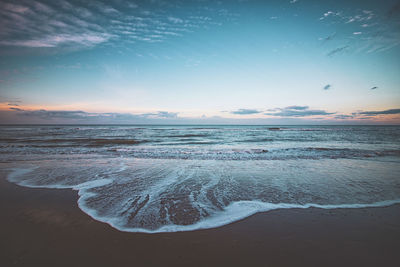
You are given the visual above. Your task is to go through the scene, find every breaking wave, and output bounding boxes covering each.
[6,155,400,233]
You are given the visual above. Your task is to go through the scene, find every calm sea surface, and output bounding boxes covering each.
[1,125,400,232]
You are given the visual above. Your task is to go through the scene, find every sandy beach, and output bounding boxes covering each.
[1,169,399,267]
[2,0,400,264]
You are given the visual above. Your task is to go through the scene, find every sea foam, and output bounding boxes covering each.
[6,164,400,233]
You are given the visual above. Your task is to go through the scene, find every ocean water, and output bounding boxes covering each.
[1,125,400,233]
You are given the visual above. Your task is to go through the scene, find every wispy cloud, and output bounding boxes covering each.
[0,34,112,48]
[0,0,232,51]
[0,0,113,49]
[327,46,349,57]
[2,3,29,13]
[319,32,336,43]
[319,11,341,20]
[319,7,400,55]
[167,16,184,24]
[231,109,261,115]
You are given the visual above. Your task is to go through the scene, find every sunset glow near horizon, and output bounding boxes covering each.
[0,0,399,124]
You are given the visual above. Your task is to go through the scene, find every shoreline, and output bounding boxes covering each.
[1,170,400,266]
[7,164,400,234]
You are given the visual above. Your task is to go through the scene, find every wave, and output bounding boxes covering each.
[2,143,399,160]
[87,139,147,146]
[7,166,400,234]
[119,147,400,160]
[187,127,219,130]
[239,138,274,142]
[164,134,211,138]
[120,199,400,233]
[2,138,148,146]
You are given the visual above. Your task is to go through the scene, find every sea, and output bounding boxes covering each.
[1,125,400,233]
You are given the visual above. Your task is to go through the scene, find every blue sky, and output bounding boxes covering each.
[0,0,399,124]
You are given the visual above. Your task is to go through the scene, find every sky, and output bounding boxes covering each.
[0,0,399,124]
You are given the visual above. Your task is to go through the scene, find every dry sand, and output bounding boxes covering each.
[1,170,399,267]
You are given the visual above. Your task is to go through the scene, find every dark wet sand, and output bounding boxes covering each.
[1,171,400,267]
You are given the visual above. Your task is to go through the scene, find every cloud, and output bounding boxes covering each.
[323,84,331,90]
[290,0,298,3]
[16,109,93,119]
[327,46,349,57]
[284,105,308,110]
[358,109,400,116]
[9,107,22,111]
[319,32,336,43]
[10,108,125,120]
[334,115,354,119]
[10,108,180,121]
[318,7,400,55]
[0,0,113,49]
[0,33,112,48]
[167,17,184,24]
[319,11,340,20]
[265,106,334,117]
[231,109,261,115]
[371,86,378,90]
[2,3,29,13]
[0,0,230,51]
[157,111,178,118]
[3,107,399,124]
[143,111,179,118]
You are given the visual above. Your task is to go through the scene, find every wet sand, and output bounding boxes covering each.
[1,170,400,267]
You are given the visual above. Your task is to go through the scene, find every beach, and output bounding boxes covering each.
[2,169,400,267]
[2,0,400,264]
